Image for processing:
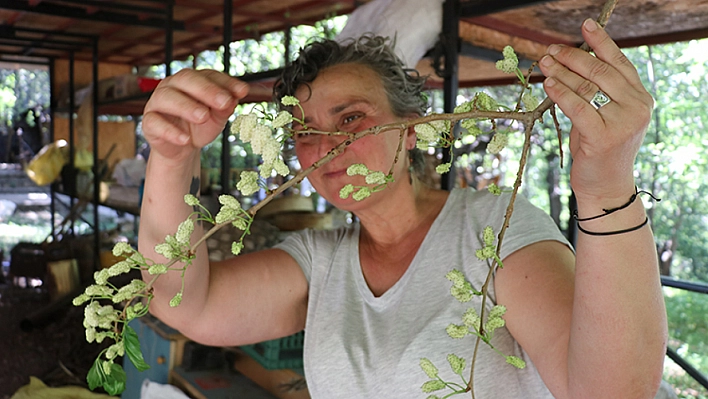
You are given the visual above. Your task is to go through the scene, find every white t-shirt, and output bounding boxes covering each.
[275,188,570,398]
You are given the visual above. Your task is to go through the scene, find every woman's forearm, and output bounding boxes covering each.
[137,150,211,328]
[568,195,667,398]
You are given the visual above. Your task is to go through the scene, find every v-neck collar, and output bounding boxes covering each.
[350,189,458,309]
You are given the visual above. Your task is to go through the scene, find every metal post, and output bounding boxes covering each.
[441,0,459,191]
[92,38,100,270]
[165,0,174,76]
[220,0,233,194]
[49,57,56,240]
[284,25,291,66]
[68,51,76,235]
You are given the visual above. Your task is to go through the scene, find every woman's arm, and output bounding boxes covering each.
[495,18,667,399]
[138,69,308,346]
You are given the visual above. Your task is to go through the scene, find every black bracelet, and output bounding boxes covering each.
[576,216,649,236]
[572,188,661,222]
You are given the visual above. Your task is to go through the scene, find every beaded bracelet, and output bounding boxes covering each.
[572,188,660,236]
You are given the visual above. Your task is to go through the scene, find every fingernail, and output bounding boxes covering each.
[235,82,248,93]
[545,77,557,87]
[215,92,231,108]
[541,55,555,67]
[584,18,599,32]
[193,107,207,121]
[547,44,561,56]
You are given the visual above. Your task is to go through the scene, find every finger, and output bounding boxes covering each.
[543,75,605,132]
[539,53,604,106]
[160,69,249,112]
[142,111,191,146]
[541,43,630,106]
[147,84,213,125]
[580,18,645,92]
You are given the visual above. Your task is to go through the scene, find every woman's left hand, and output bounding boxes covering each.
[538,18,653,203]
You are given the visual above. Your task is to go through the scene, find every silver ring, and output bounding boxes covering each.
[590,90,611,109]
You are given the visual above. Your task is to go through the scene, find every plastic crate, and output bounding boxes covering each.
[240,331,304,370]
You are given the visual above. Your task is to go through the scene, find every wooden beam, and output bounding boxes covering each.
[0,0,185,30]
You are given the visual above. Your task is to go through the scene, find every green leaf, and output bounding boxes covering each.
[86,358,103,391]
[87,358,127,395]
[123,325,151,372]
[103,363,127,395]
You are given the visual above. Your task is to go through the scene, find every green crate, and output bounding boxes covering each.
[240,330,304,370]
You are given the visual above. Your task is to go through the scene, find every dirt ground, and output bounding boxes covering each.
[0,283,112,398]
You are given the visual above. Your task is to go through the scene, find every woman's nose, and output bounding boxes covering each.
[317,133,347,158]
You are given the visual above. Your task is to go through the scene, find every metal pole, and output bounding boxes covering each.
[284,25,291,66]
[220,0,233,194]
[49,57,56,241]
[165,0,174,76]
[92,38,100,271]
[440,0,459,191]
[68,51,76,235]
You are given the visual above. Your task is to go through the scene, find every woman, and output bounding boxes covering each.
[139,18,667,398]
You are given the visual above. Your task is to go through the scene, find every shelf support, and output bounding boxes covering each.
[220,0,233,194]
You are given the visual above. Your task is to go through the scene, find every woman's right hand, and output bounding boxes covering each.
[142,69,249,162]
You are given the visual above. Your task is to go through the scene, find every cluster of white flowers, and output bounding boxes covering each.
[231,111,290,179]
[522,91,540,111]
[365,171,387,185]
[447,353,466,375]
[414,119,449,150]
[113,279,147,303]
[280,95,299,107]
[215,195,241,224]
[420,358,438,379]
[347,163,369,176]
[487,183,502,196]
[487,132,509,154]
[418,354,467,398]
[435,163,451,174]
[83,301,119,345]
[445,269,480,303]
[169,292,182,307]
[237,170,260,196]
[339,184,355,199]
[213,194,251,254]
[154,219,193,261]
[475,225,497,261]
[352,187,372,201]
[339,164,392,201]
[496,45,519,74]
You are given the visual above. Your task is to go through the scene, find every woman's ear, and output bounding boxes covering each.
[405,126,417,150]
[405,117,419,151]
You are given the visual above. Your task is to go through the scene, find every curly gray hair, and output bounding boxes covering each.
[273,34,428,117]
[274,35,430,177]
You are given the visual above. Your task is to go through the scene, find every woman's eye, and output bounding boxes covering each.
[342,115,360,125]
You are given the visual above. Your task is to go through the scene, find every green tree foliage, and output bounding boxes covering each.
[0,67,50,128]
[664,287,708,398]
[629,40,708,283]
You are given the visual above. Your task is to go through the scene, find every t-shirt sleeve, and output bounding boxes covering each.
[274,230,315,283]
[481,191,572,261]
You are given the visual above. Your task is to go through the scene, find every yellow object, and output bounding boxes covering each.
[10,376,117,399]
[26,141,69,186]
[74,148,94,171]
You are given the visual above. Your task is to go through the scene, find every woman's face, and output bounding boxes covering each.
[292,62,415,210]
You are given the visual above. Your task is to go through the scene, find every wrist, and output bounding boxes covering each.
[148,150,201,175]
[573,188,660,237]
[573,183,638,220]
